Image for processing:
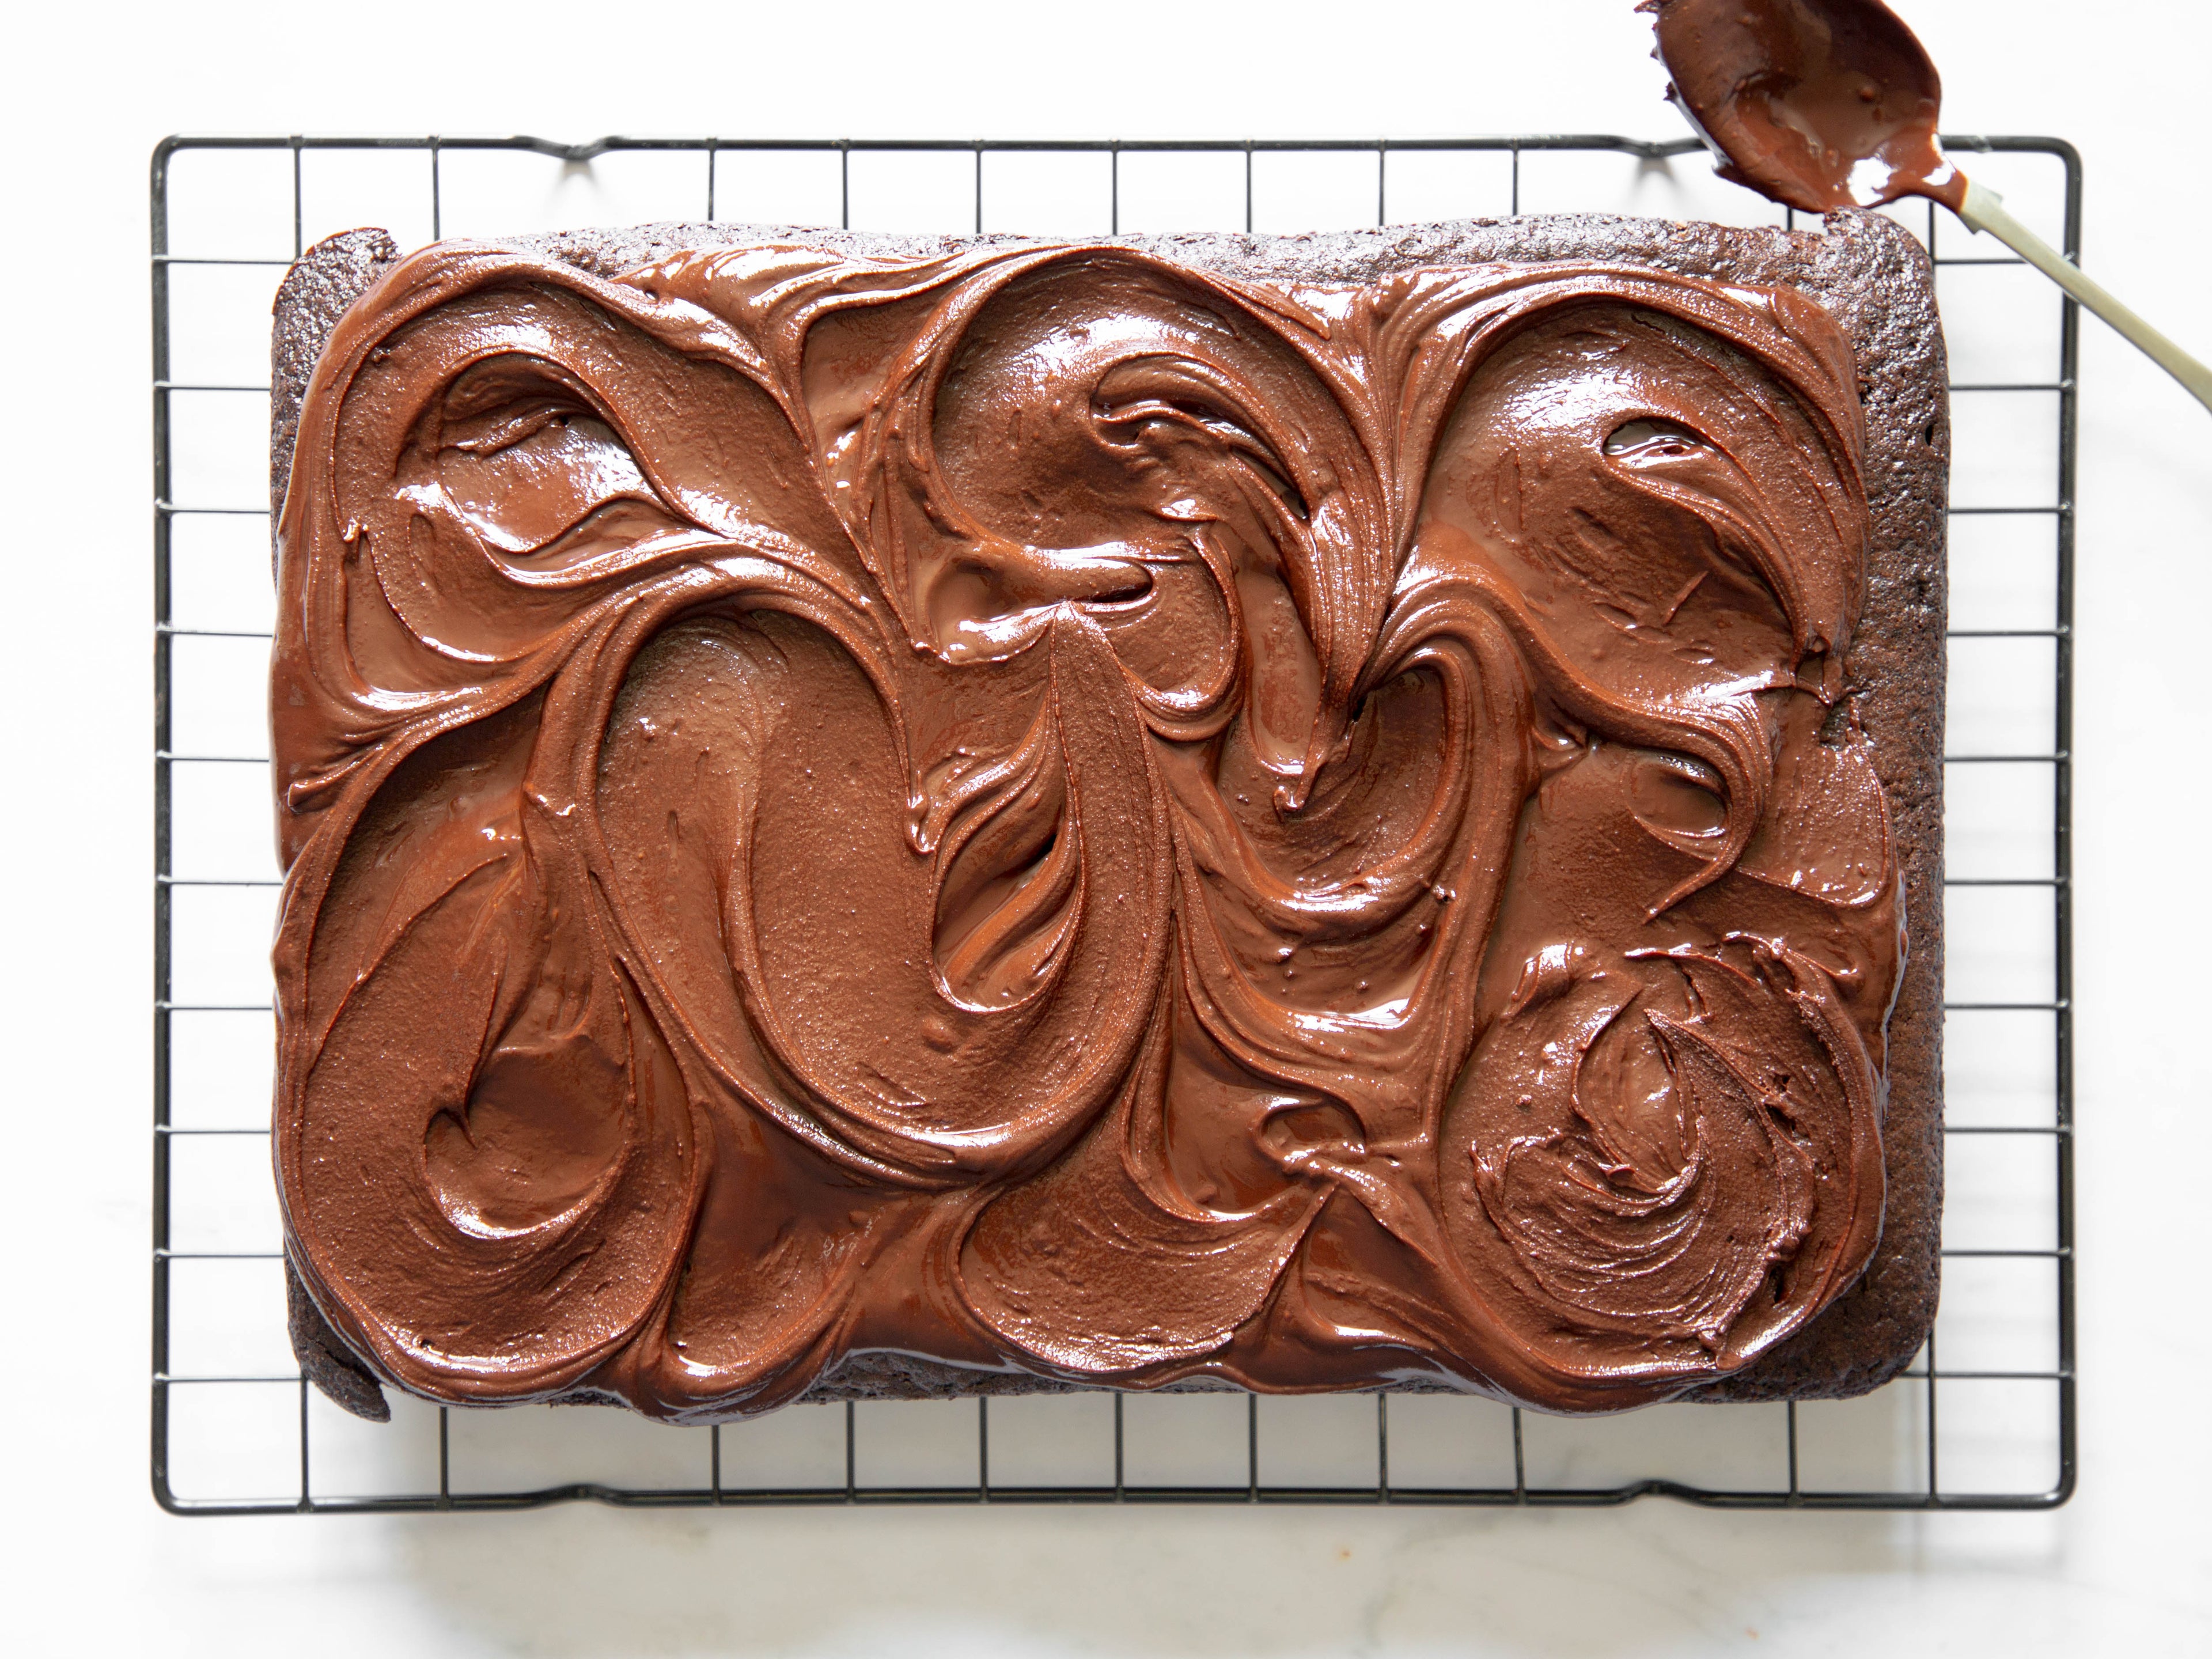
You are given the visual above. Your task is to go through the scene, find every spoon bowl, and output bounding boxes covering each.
[1646,0,2211,412]
[1651,0,1962,213]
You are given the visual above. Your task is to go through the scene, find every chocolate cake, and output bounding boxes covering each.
[269,210,1945,1423]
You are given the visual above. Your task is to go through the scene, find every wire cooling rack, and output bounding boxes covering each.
[151,132,2078,1515]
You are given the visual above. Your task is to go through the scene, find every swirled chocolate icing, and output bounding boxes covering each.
[272,231,1907,1418]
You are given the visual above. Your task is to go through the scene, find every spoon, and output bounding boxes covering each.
[1646,0,2212,412]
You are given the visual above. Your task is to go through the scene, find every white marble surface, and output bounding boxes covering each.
[5,1,2209,1650]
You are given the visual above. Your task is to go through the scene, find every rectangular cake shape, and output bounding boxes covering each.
[270,212,1945,1422]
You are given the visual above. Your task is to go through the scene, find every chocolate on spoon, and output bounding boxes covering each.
[1646,0,2212,412]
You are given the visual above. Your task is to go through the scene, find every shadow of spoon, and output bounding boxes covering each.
[1646,0,2212,412]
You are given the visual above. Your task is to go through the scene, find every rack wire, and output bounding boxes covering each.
[151,131,2078,1515]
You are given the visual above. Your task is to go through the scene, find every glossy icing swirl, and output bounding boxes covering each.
[271,237,1896,1416]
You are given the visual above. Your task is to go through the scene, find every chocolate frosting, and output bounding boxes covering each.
[1649,0,1964,214]
[271,236,1899,1418]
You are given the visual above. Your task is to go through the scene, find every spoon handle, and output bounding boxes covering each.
[1957,180,2212,414]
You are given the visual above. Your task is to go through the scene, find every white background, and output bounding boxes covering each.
[5,0,2209,1652]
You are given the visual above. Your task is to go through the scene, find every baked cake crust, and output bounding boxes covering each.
[270,211,1944,1419]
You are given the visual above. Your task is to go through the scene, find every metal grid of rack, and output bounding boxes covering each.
[151,131,2077,1514]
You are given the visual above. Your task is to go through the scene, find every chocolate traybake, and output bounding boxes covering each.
[268,211,1944,1423]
